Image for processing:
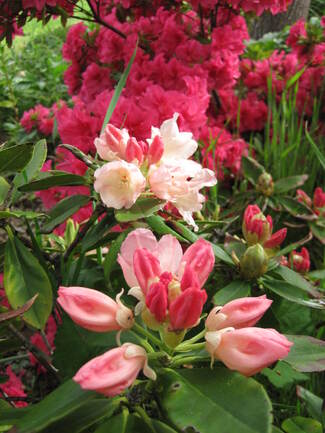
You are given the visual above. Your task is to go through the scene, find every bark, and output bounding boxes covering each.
[250,0,311,39]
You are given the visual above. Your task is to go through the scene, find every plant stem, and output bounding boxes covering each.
[0,354,30,364]
[171,355,210,368]
[175,329,206,350]
[133,322,168,352]
[174,342,206,353]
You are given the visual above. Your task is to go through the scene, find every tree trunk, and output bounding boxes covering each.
[250,0,311,39]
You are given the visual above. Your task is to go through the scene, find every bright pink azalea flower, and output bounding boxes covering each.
[57,286,134,332]
[290,247,310,274]
[73,343,156,397]
[205,327,293,376]
[206,295,272,331]
[242,205,287,248]
[118,228,214,331]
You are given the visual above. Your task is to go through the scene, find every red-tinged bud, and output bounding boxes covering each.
[148,135,164,165]
[169,288,207,331]
[180,264,201,291]
[242,205,272,246]
[296,189,312,208]
[290,247,310,273]
[133,248,161,295]
[280,255,289,267]
[313,187,325,217]
[240,244,268,280]
[181,239,215,288]
[146,281,168,322]
[263,228,287,249]
[125,137,144,164]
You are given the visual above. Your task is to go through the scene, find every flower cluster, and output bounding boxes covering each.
[297,187,325,218]
[56,228,292,397]
[94,114,217,229]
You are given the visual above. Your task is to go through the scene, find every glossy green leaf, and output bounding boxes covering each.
[0,176,9,204]
[213,280,251,305]
[19,171,87,192]
[273,175,308,194]
[272,427,284,433]
[41,195,90,234]
[241,156,265,185]
[297,386,324,424]
[4,235,52,329]
[103,230,131,281]
[285,335,325,372]
[272,266,317,295]
[262,278,325,310]
[0,143,34,175]
[42,399,118,433]
[262,361,308,389]
[95,412,154,433]
[115,197,165,223]
[101,44,137,133]
[282,417,322,433]
[13,139,47,189]
[14,380,95,433]
[158,368,272,433]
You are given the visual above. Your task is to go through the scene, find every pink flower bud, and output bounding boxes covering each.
[58,286,134,332]
[313,187,325,217]
[169,287,207,330]
[94,124,129,161]
[74,343,156,397]
[205,296,272,331]
[94,161,146,209]
[133,248,161,294]
[290,247,310,273]
[148,135,164,165]
[206,327,293,376]
[125,137,144,165]
[181,239,215,288]
[145,281,168,322]
[180,264,201,291]
[242,205,272,245]
[296,189,312,208]
[263,228,287,249]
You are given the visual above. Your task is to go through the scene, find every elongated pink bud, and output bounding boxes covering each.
[169,287,207,330]
[242,205,272,245]
[125,137,144,164]
[205,296,272,331]
[57,286,134,332]
[180,264,201,291]
[133,248,161,295]
[74,343,156,397]
[145,281,168,322]
[181,239,215,288]
[94,124,129,161]
[206,327,292,376]
[148,135,164,165]
[263,228,287,248]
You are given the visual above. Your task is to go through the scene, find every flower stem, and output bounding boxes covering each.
[174,342,206,353]
[133,322,169,352]
[175,329,206,351]
[171,355,210,368]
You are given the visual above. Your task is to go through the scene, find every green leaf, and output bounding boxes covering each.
[0,177,9,204]
[305,127,325,171]
[14,380,96,433]
[262,278,325,310]
[158,368,272,433]
[41,195,90,234]
[297,386,324,424]
[272,427,284,433]
[0,210,46,220]
[101,44,137,134]
[95,412,154,433]
[241,156,265,185]
[81,212,115,253]
[103,230,131,281]
[273,175,308,194]
[261,361,308,389]
[19,172,87,192]
[0,143,34,175]
[285,335,325,372]
[4,235,52,329]
[272,266,317,295]
[276,196,313,218]
[13,139,47,190]
[146,215,188,243]
[310,221,325,245]
[53,313,117,380]
[115,197,164,223]
[308,269,325,280]
[42,399,118,433]
[213,280,251,305]
[282,417,322,433]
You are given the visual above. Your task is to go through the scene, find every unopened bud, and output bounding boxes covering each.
[240,244,268,280]
[256,172,274,196]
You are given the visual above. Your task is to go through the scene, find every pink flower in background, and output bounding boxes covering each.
[0,367,27,407]
[74,343,156,397]
[313,187,325,217]
[289,247,310,274]
[94,160,146,209]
